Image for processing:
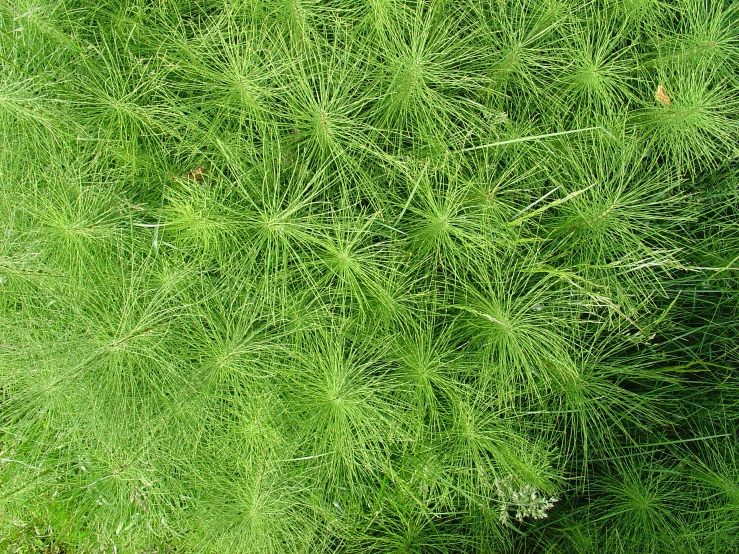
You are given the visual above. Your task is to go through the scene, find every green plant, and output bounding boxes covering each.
[1,1,737,552]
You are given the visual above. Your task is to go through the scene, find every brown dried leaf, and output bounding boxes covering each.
[129,485,149,512]
[183,165,206,182]
[655,84,671,107]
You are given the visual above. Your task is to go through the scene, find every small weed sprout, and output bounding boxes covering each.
[495,475,559,525]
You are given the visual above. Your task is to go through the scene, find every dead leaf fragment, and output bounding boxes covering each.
[129,486,149,512]
[655,84,671,107]
[183,165,206,182]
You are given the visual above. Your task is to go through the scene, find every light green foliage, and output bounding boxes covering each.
[1,0,737,552]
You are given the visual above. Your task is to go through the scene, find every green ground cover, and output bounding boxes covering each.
[1,0,738,551]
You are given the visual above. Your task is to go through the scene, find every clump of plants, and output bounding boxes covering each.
[1,0,737,552]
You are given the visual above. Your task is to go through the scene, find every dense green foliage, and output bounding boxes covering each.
[1,0,738,552]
